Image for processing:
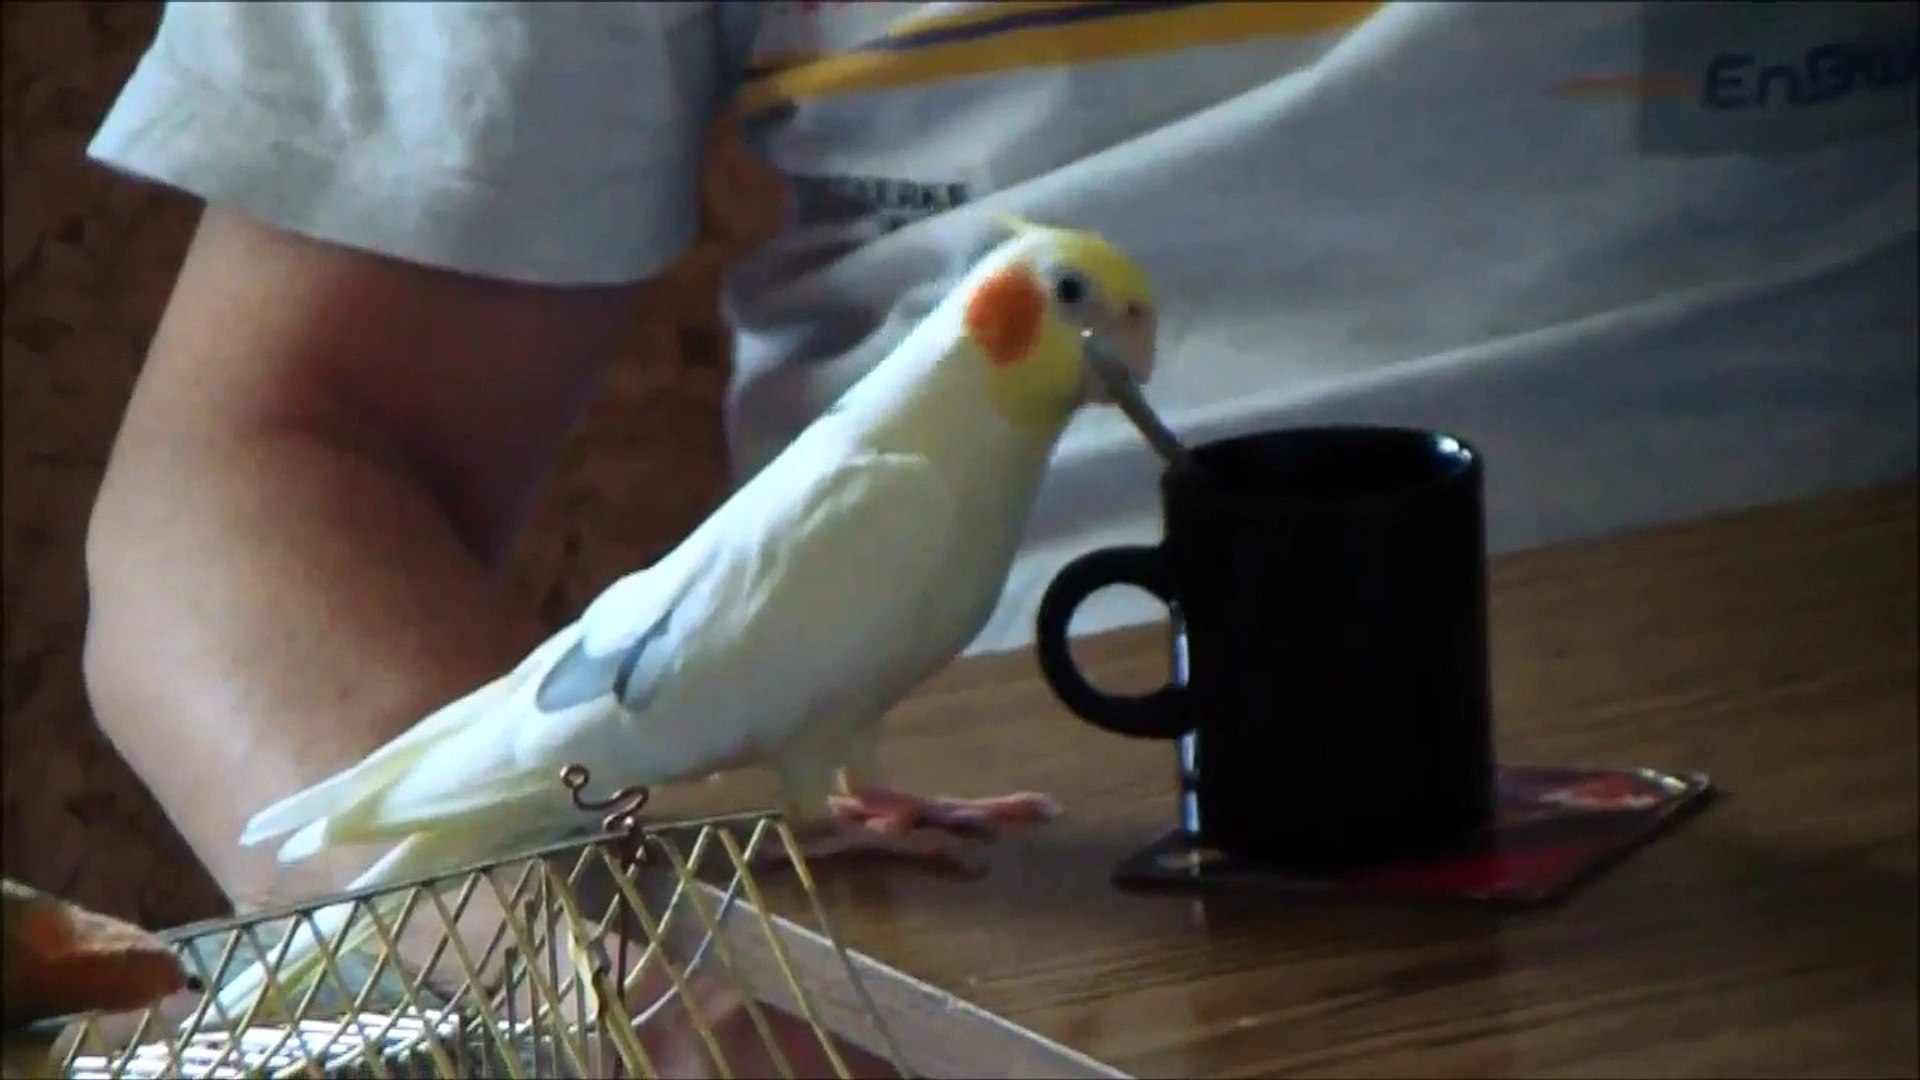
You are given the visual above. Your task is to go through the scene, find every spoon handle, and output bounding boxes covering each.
[1082,335,1200,473]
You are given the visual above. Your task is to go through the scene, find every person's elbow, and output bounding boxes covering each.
[79,206,643,749]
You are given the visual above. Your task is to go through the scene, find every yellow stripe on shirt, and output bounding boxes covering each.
[749,1,1091,74]
[740,1,1384,113]
[887,1,1094,43]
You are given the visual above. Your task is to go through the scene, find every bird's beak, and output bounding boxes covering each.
[1081,329,1153,408]
[1080,318,1157,405]
[1081,328,1190,466]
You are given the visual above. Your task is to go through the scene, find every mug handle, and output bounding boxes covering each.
[1034,545,1194,740]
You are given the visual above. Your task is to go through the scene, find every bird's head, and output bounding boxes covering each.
[958,213,1158,431]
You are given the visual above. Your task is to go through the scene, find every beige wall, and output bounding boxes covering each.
[1,2,782,927]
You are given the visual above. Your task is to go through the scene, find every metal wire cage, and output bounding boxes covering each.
[48,766,911,1079]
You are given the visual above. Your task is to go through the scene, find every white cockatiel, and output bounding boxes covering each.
[212,214,1161,1019]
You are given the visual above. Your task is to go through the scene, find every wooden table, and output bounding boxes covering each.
[658,484,1918,1078]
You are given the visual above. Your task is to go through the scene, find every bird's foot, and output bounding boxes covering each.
[828,786,1063,835]
[757,789,1060,876]
[790,817,980,864]
[758,789,1051,873]
[748,814,985,876]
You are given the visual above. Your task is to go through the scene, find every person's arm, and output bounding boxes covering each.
[77,0,746,911]
[83,208,635,911]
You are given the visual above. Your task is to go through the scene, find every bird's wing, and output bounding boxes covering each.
[232,564,704,849]
[240,487,738,848]
[608,446,968,758]
[298,445,961,841]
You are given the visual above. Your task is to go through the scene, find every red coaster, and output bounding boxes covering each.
[1112,764,1714,908]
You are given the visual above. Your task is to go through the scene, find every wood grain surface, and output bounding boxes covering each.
[649,484,1919,1079]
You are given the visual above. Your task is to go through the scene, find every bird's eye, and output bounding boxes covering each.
[1052,272,1088,306]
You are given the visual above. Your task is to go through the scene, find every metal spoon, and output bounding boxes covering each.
[1081,329,1201,474]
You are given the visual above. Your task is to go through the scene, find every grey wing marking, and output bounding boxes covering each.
[534,605,679,712]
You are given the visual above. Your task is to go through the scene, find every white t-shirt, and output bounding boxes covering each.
[91,1,1917,656]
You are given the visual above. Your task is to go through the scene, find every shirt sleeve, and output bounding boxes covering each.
[88,1,739,286]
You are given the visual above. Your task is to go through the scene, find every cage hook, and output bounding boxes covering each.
[560,764,651,841]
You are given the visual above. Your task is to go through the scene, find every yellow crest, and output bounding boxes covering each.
[988,210,1045,236]
[981,210,1155,311]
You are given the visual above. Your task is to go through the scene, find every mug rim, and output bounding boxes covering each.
[1159,423,1481,513]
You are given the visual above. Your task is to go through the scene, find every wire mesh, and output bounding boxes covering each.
[48,766,910,1079]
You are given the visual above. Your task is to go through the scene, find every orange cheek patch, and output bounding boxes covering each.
[963,267,1046,366]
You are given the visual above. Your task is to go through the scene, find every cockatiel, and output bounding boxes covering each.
[211,214,1161,1020]
[3,878,195,1078]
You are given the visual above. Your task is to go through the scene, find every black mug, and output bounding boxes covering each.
[1035,425,1496,870]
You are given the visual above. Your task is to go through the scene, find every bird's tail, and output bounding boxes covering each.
[237,671,521,851]
[205,827,497,1025]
